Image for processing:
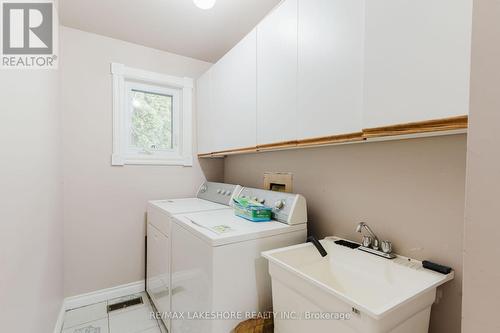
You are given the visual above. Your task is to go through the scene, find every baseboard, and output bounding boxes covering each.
[63,280,145,311]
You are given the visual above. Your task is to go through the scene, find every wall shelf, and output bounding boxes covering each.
[363,115,468,139]
[198,116,468,159]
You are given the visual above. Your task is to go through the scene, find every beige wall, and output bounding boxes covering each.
[0,70,63,330]
[60,27,223,296]
[462,0,500,331]
[224,134,467,333]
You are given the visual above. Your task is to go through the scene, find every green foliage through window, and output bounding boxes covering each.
[130,90,173,153]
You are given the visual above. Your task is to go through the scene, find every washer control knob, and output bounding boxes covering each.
[275,200,285,209]
[226,192,232,196]
[217,189,223,194]
[252,196,258,201]
[259,198,265,204]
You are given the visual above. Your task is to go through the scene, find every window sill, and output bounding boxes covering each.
[111,154,193,167]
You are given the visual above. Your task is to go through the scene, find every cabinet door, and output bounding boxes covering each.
[364,0,472,128]
[257,0,298,145]
[196,69,214,154]
[297,0,364,139]
[212,29,257,152]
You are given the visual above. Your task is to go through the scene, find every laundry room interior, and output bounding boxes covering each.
[2,0,499,333]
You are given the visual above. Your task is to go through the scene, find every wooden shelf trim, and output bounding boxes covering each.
[199,133,364,158]
[257,140,298,151]
[362,115,468,139]
[198,116,468,158]
[211,146,258,157]
[296,132,364,147]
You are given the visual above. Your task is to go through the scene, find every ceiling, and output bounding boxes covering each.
[60,0,281,63]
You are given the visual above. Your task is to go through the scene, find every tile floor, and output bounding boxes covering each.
[61,292,166,333]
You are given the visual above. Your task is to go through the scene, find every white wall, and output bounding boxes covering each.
[462,0,500,331]
[60,27,223,296]
[0,71,63,331]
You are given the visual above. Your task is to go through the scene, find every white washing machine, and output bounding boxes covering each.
[171,187,308,333]
[146,182,242,331]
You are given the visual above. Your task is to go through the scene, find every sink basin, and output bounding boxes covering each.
[262,237,453,333]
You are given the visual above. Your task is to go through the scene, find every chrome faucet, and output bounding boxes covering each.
[356,222,396,259]
[356,222,380,250]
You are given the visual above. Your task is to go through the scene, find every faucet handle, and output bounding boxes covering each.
[381,241,392,254]
[371,238,380,251]
[362,235,372,248]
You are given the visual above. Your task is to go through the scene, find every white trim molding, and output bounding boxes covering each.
[111,63,194,166]
[64,280,146,311]
[53,280,145,333]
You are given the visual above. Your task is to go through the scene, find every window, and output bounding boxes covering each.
[111,63,193,166]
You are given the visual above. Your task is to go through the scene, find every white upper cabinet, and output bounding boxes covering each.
[297,0,364,139]
[257,0,298,145]
[197,0,473,155]
[197,29,257,154]
[196,69,214,155]
[363,0,472,129]
[211,29,257,152]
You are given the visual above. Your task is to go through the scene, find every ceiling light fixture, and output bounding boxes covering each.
[193,0,216,10]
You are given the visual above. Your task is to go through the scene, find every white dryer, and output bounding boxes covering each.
[146,182,242,331]
[171,187,308,333]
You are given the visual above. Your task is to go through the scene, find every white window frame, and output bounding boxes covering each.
[111,63,193,166]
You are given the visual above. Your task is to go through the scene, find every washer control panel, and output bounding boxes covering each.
[235,187,307,225]
[197,182,242,205]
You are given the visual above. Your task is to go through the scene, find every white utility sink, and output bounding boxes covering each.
[262,237,453,333]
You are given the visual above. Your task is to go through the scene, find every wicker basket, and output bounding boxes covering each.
[234,318,274,333]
